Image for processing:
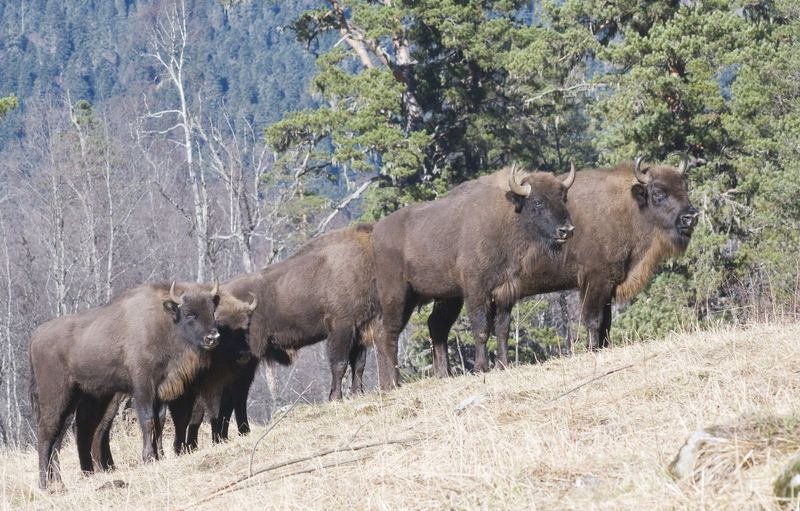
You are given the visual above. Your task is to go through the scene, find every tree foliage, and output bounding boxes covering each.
[0,95,17,120]
[268,0,594,218]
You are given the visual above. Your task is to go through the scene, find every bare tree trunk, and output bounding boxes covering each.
[103,123,115,302]
[145,0,209,282]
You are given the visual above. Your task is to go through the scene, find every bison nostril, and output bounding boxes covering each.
[557,225,575,239]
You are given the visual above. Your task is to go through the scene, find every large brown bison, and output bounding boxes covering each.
[372,164,576,389]
[430,157,699,375]
[29,281,222,489]
[219,223,381,402]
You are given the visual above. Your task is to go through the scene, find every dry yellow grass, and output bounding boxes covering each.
[4,322,800,510]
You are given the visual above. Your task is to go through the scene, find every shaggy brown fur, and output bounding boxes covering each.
[427,159,699,375]
[372,166,575,389]
[28,282,221,489]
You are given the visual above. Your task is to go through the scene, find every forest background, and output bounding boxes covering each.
[0,0,797,447]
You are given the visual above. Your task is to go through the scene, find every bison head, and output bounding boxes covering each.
[506,163,576,252]
[214,292,258,365]
[163,281,221,351]
[631,156,699,251]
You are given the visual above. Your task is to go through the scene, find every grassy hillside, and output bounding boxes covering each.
[4,323,800,509]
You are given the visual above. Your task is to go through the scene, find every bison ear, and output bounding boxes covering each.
[505,191,525,213]
[631,183,648,208]
[163,300,180,321]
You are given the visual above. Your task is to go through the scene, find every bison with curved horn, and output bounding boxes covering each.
[371,163,576,389]
[29,281,222,489]
[428,156,699,376]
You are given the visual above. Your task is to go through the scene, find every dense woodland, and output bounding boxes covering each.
[0,0,798,447]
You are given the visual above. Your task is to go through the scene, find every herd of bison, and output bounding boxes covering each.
[28,157,699,489]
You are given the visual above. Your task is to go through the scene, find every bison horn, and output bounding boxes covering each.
[677,153,689,175]
[507,163,531,197]
[562,162,576,189]
[633,156,651,184]
[169,281,183,305]
[247,292,258,313]
[211,279,219,297]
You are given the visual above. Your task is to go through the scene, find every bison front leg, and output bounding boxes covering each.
[493,304,513,370]
[228,359,257,437]
[133,393,162,462]
[580,284,614,350]
[427,298,463,378]
[466,298,496,373]
[168,391,195,454]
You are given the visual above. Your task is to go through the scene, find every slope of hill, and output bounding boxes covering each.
[3,323,800,509]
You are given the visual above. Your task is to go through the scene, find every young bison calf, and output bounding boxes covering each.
[28,281,222,489]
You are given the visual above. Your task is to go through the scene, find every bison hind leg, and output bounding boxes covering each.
[326,329,354,401]
[35,380,79,489]
[348,342,367,396]
[75,394,114,474]
[428,298,463,377]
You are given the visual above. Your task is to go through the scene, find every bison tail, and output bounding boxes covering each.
[263,345,295,366]
[28,351,40,424]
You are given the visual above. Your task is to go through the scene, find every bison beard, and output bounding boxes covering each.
[372,164,576,390]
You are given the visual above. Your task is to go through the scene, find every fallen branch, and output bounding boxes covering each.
[177,435,417,509]
[546,351,663,403]
[249,383,311,477]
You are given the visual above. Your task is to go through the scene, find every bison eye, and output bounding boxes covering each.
[652,189,667,204]
[185,314,196,320]
[532,198,543,208]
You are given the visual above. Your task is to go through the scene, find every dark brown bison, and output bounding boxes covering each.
[429,157,699,375]
[87,292,264,463]
[167,293,262,454]
[29,281,222,488]
[220,223,380,402]
[371,164,576,389]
